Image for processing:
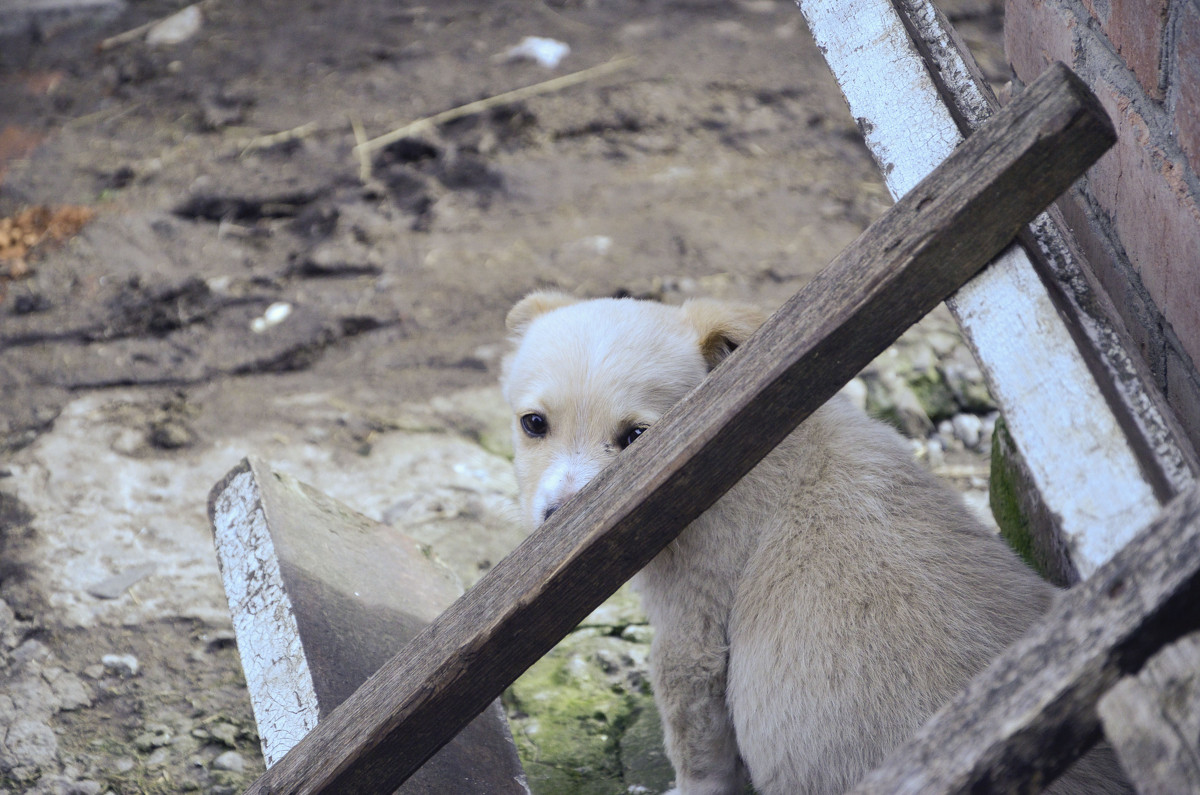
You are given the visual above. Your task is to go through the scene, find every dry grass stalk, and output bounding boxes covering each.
[352,56,636,157]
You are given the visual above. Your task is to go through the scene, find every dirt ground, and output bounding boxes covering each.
[0,0,1007,792]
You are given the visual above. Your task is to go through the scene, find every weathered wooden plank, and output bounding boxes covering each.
[846,481,1200,794]
[208,458,529,793]
[893,0,1199,504]
[797,0,1188,579]
[1098,631,1200,794]
[243,63,1115,795]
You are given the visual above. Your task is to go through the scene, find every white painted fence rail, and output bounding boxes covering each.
[797,0,1197,579]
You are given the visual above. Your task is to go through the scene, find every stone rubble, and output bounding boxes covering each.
[98,654,138,678]
[0,613,75,788]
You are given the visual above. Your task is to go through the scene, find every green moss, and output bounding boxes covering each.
[907,371,957,422]
[619,699,676,793]
[869,405,906,435]
[955,379,996,413]
[503,593,674,795]
[577,583,646,634]
[989,416,1041,575]
[505,633,647,795]
[478,426,515,461]
[862,377,904,433]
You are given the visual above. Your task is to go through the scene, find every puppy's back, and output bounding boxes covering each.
[724,399,1124,793]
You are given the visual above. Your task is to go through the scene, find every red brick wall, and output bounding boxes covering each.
[1177,2,1200,175]
[1006,0,1200,446]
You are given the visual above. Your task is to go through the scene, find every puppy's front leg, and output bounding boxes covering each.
[652,624,746,795]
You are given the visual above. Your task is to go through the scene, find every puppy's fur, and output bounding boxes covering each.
[502,292,1129,795]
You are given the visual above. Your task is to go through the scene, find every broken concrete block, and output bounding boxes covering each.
[207,457,528,793]
[1098,631,1200,793]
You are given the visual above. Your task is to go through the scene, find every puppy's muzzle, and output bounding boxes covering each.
[533,452,601,527]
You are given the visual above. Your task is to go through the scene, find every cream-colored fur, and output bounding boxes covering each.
[501,292,1130,795]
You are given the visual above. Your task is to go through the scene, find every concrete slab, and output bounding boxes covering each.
[208,456,529,793]
[1,387,521,630]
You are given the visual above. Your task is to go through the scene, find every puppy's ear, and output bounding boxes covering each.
[506,291,579,336]
[681,299,766,370]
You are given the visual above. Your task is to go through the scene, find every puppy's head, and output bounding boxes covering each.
[501,291,763,528]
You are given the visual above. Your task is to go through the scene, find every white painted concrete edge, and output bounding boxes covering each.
[210,469,320,767]
[798,0,1162,577]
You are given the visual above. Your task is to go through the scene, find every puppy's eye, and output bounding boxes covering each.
[618,426,646,450]
[520,413,548,438]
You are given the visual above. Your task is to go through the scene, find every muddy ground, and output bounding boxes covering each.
[0,0,1007,792]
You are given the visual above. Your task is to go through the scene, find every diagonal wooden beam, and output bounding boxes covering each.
[240,62,1115,795]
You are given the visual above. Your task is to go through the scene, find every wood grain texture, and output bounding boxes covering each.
[1098,632,1200,794]
[244,62,1115,795]
[848,482,1200,795]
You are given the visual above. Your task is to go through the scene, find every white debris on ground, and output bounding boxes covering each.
[505,36,571,69]
[145,3,201,46]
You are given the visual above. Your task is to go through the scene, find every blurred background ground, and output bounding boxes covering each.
[0,1,1006,792]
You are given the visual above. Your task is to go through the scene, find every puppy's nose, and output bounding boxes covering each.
[543,504,560,522]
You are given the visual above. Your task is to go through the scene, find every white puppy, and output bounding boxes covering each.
[501,292,1130,795]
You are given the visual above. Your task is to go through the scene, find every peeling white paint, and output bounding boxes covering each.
[210,470,320,766]
[952,251,1160,573]
[801,0,959,197]
[799,0,1162,576]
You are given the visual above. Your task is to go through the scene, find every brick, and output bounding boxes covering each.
[1008,0,1167,99]
[1077,0,1104,23]
[1010,0,1200,438]
[1057,188,1167,385]
[1166,345,1200,452]
[1086,75,1167,298]
[1174,0,1200,176]
[1107,0,1169,99]
[1084,74,1200,367]
[1075,0,1168,99]
[1005,0,1082,83]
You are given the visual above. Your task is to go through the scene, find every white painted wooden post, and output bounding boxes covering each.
[209,468,321,765]
[797,0,1180,578]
